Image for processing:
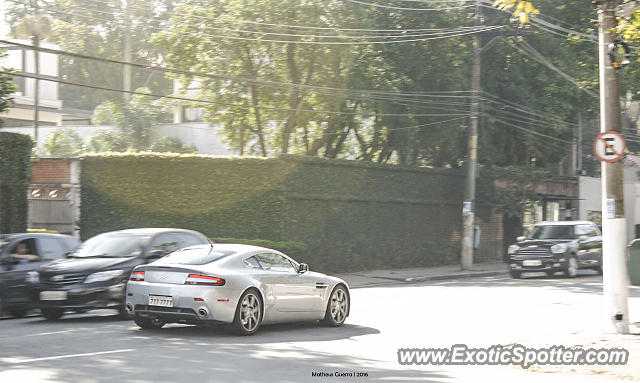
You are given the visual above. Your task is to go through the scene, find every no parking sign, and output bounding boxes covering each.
[593,131,626,163]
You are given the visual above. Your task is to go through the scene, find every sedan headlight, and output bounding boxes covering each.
[508,245,520,254]
[84,270,125,284]
[550,243,569,254]
[26,271,40,284]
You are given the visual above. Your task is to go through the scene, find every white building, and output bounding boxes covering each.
[0,38,65,127]
[578,154,640,242]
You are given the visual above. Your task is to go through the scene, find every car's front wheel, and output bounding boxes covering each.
[41,308,64,321]
[564,256,579,278]
[232,289,262,335]
[509,269,521,279]
[321,285,349,327]
[134,316,165,329]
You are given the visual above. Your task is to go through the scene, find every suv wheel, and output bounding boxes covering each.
[564,256,578,278]
[510,269,521,279]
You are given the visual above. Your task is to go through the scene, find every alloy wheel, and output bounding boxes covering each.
[330,288,348,324]
[240,292,261,332]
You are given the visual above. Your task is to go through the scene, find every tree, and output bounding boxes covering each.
[44,128,83,157]
[93,88,168,150]
[0,50,16,126]
[6,0,176,111]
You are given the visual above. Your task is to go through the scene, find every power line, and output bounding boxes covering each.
[1,70,472,118]
[0,39,478,101]
[343,0,476,11]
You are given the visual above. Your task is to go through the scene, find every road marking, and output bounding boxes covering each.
[2,349,134,364]
[27,329,86,337]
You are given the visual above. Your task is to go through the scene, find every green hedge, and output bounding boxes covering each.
[0,132,32,234]
[80,153,464,273]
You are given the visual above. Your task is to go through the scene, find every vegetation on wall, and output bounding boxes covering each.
[80,153,464,272]
[0,132,33,234]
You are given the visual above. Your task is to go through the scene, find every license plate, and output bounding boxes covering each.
[148,295,173,307]
[40,291,67,301]
[523,260,542,267]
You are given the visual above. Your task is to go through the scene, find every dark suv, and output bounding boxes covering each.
[0,233,80,318]
[32,228,209,320]
[507,221,602,279]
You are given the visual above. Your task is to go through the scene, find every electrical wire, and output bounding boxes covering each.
[342,0,476,11]
[1,70,473,118]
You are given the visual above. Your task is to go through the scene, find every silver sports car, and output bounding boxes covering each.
[125,244,350,335]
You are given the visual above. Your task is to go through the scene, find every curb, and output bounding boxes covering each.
[404,270,507,283]
[347,270,508,288]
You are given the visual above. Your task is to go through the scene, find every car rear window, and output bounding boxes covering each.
[160,247,236,265]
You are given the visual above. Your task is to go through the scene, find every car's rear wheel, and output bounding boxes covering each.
[41,308,64,321]
[545,271,555,277]
[564,256,579,278]
[134,316,165,329]
[509,269,521,279]
[232,289,262,335]
[321,285,349,327]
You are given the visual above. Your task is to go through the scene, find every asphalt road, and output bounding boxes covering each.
[0,272,638,383]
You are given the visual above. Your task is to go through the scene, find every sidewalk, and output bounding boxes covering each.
[338,261,508,288]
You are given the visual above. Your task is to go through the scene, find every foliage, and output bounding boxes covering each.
[93,88,168,151]
[85,129,128,153]
[0,133,32,234]
[150,136,197,153]
[6,0,175,111]
[477,165,550,218]
[0,50,16,125]
[79,153,464,272]
[44,128,84,157]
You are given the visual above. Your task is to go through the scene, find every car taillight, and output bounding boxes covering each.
[184,274,225,286]
[130,271,145,282]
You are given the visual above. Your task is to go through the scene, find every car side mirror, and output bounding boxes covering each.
[578,235,588,242]
[516,236,526,242]
[298,263,309,274]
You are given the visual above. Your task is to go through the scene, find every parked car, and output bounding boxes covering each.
[125,244,350,335]
[0,233,80,318]
[33,228,209,320]
[507,220,602,279]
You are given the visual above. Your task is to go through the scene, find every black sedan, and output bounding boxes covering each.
[32,228,209,320]
[507,221,602,278]
[0,232,80,318]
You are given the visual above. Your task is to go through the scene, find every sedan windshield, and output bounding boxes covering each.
[530,225,574,240]
[69,233,148,258]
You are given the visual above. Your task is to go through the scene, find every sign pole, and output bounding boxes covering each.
[597,0,629,334]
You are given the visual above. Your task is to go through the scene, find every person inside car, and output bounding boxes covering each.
[10,242,39,263]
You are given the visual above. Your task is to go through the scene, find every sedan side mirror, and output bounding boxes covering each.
[298,263,309,274]
[516,236,526,242]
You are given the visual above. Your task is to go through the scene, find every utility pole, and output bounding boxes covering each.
[597,0,629,334]
[123,0,133,100]
[462,0,482,270]
[32,0,40,143]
